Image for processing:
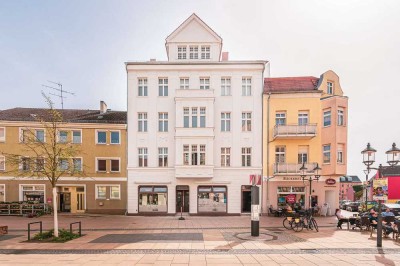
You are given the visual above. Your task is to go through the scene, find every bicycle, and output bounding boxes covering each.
[291,210,319,232]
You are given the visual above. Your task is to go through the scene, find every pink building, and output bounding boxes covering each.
[339,175,362,201]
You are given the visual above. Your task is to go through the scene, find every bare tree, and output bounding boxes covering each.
[1,94,84,237]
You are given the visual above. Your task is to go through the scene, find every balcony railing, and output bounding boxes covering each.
[273,162,318,175]
[273,124,317,139]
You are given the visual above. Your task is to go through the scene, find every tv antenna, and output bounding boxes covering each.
[42,81,75,109]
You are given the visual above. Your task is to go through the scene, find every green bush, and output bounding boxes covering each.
[33,229,80,242]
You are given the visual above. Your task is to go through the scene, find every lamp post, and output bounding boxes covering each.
[300,163,322,210]
[361,142,400,248]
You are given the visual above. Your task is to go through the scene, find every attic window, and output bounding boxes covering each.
[201,46,210,59]
[327,82,333,94]
[178,46,187,59]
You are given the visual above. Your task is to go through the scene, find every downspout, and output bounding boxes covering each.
[125,63,129,216]
[261,65,265,214]
[266,91,271,209]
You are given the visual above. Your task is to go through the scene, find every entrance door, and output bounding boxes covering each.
[241,185,252,213]
[59,192,71,212]
[176,189,189,212]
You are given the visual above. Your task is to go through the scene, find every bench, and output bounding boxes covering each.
[0,225,8,235]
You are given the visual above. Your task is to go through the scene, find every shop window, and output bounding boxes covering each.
[20,185,45,203]
[138,186,167,212]
[0,127,5,142]
[0,184,5,202]
[198,186,227,213]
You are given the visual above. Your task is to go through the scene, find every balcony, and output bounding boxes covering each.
[273,124,317,139]
[273,162,318,175]
[175,165,214,179]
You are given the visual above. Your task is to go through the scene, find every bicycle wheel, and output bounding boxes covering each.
[283,218,292,230]
[292,221,304,232]
[311,218,319,232]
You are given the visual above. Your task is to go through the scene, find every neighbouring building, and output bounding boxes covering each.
[368,165,400,203]
[0,101,127,214]
[339,175,362,201]
[126,14,268,215]
[263,71,348,212]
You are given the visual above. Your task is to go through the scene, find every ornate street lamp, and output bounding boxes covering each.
[361,142,399,248]
[300,163,321,210]
[361,143,377,211]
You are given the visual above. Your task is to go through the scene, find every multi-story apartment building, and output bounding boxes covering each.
[0,101,127,214]
[263,70,348,212]
[126,14,268,215]
[339,175,361,201]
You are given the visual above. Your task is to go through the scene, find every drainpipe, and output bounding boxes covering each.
[266,92,271,209]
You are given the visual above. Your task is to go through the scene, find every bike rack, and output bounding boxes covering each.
[28,221,42,241]
[70,221,81,236]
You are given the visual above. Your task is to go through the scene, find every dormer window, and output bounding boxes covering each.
[201,46,210,59]
[189,46,198,59]
[178,46,187,59]
[327,82,333,94]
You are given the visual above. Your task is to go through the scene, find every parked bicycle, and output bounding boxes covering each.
[291,210,319,232]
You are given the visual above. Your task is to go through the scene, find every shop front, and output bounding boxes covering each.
[277,186,306,210]
[197,186,227,213]
[138,186,168,213]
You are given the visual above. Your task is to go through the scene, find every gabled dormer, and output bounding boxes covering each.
[165,13,222,62]
[317,70,344,97]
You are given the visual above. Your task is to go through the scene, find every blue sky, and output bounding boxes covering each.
[1,0,400,178]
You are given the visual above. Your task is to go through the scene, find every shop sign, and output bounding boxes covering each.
[283,176,302,181]
[47,197,52,203]
[286,194,296,203]
[325,178,336,185]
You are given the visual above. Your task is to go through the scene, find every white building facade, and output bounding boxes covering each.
[126,14,268,215]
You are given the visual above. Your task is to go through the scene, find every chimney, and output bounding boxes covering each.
[100,101,107,114]
[221,52,229,61]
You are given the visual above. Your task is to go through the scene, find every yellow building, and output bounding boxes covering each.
[0,101,127,214]
[263,70,348,214]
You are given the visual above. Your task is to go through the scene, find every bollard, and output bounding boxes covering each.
[179,206,185,220]
[27,221,42,241]
[251,185,260,236]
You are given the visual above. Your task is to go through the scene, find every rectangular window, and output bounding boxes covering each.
[201,45,210,59]
[59,158,69,171]
[111,159,120,172]
[138,113,148,132]
[275,146,286,163]
[191,145,198,165]
[298,112,309,125]
[110,186,120,199]
[97,159,107,172]
[0,184,4,202]
[178,46,187,59]
[242,77,251,96]
[158,78,168,96]
[35,157,44,171]
[221,147,231,167]
[337,144,344,163]
[21,129,29,143]
[0,156,5,171]
[189,46,198,59]
[323,144,331,163]
[184,144,206,166]
[20,157,30,171]
[221,112,231,132]
[200,77,210,90]
[191,107,198,128]
[97,131,107,144]
[96,186,106,199]
[241,147,251,167]
[158,147,168,167]
[323,110,331,127]
[21,185,45,203]
[276,112,286,125]
[158,112,168,132]
[327,82,333,94]
[183,145,189,165]
[242,112,252,131]
[58,130,68,143]
[200,145,206,165]
[110,131,120,144]
[0,127,5,142]
[36,129,45,142]
[72,130,81,144]
[138,148,148,167]
[180,78,189,89]
[72,158,82,172]
[221,77,231,96]
[138,78,148,96]
[183,108,189,128]
[298,146,309,164]
[338,108,345,126]
[200,107,206,128]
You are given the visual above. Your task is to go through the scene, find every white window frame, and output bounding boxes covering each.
[242,77,252,96]
[138,148,148,167]
[180,78,189,89]
[327,81,333,94]
[158,112,168,132]
[337,144,344,164]
[19,184,46,203]
[35,129,45,143]
[200,77,210,90]
[221,77,231,96]
[72,130,82,144]
[58,158,69,171]
[338,108,345,126]
[110,185,121,200]
[72,157,83,172]
[138,78,148,96]
[221,147,231,167]
[138,112,148,132]
[189,46,198,59]
[19,156,30,171]
[323,144,331,164]
[323,109,331,127]
[200,108,206,128]
[158,147,168,167]
[96,158,107,172]
[276,112,286,126]
[242,112,252,132]
[58,130,69,143]
[158,78,168,96]
[200,45,210,59]
[0,184,5,202]
[95,184,121,200]
[96,130,107,144]
[183,144,206,166]
[241,147,252,167]
[298,112,309,125]
[35,157,45,171]
[0,156,5,171]
[110,158,121,172]
[0,127,5,142]
[191,107,198,128]
[110,130,121,145]
[178,46,187,59]
[298,146,309,164]
[221,112,231,132]
[275,146,286,163]
[95,185,107,199]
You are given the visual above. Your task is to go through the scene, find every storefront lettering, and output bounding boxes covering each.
[283,177,302,181]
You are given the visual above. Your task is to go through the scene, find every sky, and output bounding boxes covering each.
[1,0,399,179]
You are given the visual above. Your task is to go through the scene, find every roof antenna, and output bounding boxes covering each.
[42,81,75,109]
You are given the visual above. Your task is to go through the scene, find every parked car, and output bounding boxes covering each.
[346,202,361,212]
[339,200,351,209]
[370,203,400,216]
[358,200,378,211]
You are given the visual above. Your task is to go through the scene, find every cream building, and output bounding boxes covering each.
[126,14,268,215]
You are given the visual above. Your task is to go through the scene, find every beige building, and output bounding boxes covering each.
[0,101,127,214]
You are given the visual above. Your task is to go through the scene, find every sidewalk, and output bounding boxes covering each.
[1,214,400,265]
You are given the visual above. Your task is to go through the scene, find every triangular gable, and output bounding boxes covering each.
[166,13,222,43]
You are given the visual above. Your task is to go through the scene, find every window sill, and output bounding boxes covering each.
[110,143,121,145]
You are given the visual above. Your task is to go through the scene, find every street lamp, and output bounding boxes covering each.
[361,143,376,211]
[300,163,322,210]
[361,142,400,248]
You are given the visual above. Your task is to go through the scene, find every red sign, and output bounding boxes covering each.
[325,178,336,185]
[249,175,262,185]
[286,194,296,203]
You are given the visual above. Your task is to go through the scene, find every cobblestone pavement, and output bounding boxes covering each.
[1,213,400,265]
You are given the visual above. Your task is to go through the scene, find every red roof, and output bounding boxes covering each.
[264,76,319,93]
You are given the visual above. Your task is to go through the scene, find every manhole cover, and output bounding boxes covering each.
[234,232,277,241]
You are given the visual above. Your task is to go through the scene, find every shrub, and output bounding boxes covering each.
[33,229,80,242]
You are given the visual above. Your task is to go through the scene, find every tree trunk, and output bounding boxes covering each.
[52,186,59,237]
